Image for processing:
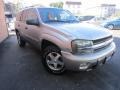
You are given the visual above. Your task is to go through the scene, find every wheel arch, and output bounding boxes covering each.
[40,34,71,52]
[41,39,61,51]
[15,29,19,33]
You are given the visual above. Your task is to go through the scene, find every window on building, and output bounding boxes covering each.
[77,5,80,8]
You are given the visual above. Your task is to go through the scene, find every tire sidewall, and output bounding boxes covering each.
[16,32,25,47]
[42,46,65,74]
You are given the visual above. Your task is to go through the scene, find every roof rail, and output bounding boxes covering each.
[23,4,46,9]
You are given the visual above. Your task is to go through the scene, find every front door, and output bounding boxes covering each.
[25,9,40,45]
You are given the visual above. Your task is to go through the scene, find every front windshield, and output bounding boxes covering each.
[38,8,79,23]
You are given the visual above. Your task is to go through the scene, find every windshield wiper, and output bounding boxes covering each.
[45,20,79,23]
[45,20,68,23]
[67,20,80,23]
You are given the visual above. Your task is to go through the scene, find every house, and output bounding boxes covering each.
[0,0,8,43]
[63,1,81,15]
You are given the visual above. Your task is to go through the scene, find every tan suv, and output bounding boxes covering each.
[15,7,116,74]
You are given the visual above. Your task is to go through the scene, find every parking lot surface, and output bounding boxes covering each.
[0,30,120,90]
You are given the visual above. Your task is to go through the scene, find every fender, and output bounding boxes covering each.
[40,33,72,52]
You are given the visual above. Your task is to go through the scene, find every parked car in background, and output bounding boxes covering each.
[101,17,120,30]
[15,7,115,74]
[78,15,106,25]
[79,15,95,22]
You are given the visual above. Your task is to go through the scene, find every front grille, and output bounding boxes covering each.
[93,35,112,45]
[94,43,111,52]
[92,35,113,53]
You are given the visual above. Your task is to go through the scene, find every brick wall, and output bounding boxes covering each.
[0,0,8,43]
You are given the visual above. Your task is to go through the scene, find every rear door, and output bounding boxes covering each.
[17,10,29,38]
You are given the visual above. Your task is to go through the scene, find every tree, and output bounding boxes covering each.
[50,2,63,8]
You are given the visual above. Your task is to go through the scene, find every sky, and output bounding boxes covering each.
[4,0,120,10]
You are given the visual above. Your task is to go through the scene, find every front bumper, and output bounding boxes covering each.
[61,42,116,71]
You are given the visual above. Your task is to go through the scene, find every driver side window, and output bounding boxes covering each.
[26,9,39,25]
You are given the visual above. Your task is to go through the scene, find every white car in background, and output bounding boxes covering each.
[79,16,107,25]
[6,18,15,31]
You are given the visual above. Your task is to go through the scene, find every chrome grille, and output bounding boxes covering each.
[92,36,113,52]
[93,35,112,45]
[94,43,111,52]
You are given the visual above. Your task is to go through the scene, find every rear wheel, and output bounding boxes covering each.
[42,45,65,74]
[16,32,26,47]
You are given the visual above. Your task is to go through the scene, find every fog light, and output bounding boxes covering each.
[79,63,89,70]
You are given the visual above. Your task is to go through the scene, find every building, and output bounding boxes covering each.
[82,4,116,17]
[0,0,8,43]
[63,1,81,15]
[82,6,101,16]
[101,4,116,17]
[4,2,16,19]
[114,9,120,17]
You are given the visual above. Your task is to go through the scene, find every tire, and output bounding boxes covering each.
[107,24,114,30]
[42,45,65,74]
[16,32,26,47]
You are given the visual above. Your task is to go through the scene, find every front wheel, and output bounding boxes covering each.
[42,45,65,74]
[107,24,114,30]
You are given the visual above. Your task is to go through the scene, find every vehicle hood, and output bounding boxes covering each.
[47,23,112,40]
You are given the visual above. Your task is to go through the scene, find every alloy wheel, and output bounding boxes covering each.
[46,52,64,71]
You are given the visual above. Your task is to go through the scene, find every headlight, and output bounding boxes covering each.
[72,40,93,54]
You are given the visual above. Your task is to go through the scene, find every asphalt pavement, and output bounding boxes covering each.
[0,31,120,90]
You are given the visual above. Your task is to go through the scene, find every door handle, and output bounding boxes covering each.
[25,27,28,29]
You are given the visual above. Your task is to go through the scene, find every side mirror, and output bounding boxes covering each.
[26,19,39,26]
